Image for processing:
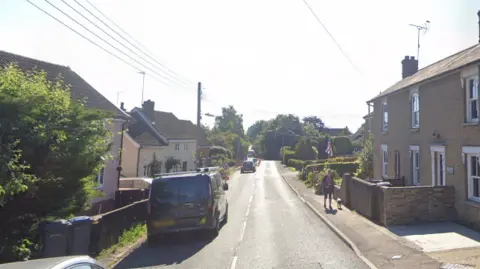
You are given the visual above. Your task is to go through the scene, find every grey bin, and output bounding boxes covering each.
[68,216,93,255]
[42,219,71,258]
[377,182,393,187]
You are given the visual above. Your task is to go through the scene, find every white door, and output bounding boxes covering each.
[430,146,446,186]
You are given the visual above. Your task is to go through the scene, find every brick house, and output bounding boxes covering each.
[366,11,480,229]
[121,100,210,177]
[0,50,130,210]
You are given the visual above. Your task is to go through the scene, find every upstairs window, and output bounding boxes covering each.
[466,76,479,123]
[411,93,419,128]
[184,143,188,150]
[382,102,388,132]
[174,143,180,150]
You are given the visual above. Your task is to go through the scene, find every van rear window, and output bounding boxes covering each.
[151,176,210,203]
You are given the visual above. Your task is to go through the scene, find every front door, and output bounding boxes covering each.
[430,147,446,186]
[394,151,401,178]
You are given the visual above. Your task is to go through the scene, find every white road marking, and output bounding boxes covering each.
[249,196,253,203]
[239,221,247,241]
[245,205,250,217]
[230,256,238,269]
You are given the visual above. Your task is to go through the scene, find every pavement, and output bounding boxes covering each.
[114,161,370,269]
[275,162,480,269]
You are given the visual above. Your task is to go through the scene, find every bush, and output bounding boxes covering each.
[294,138,316,160]
[282,150,295,165]
[332,136,353,155]
[287,159,304,170]
[304,162,358,177]
[328,156,358,163]
[357,133,374,179]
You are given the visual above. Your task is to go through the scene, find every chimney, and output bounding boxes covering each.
[120,102,126,112]
[478,10,480,43]
[401,55,419,79]
[142,99,155,120]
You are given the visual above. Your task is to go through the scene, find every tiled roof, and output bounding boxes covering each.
[369,44,480,101]
[326,128,344,137]
[128,108,210,146]
[126,112,168,146]
[0,50,128,119]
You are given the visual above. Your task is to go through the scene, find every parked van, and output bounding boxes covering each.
[146,169,229,244]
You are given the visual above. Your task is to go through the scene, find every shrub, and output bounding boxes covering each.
[357,133,374,179]
[294,138,316,160]
[304,162,358,177]
[332,136,353,155]
[282,150,295,165]
[328,156,358,163]
[287,159,304,170]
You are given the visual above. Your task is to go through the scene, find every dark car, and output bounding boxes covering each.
[146,169,229,244]
[241,161,256,173]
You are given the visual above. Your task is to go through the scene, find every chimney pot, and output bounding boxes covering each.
[410,56,415,60]
[404,56,409,60]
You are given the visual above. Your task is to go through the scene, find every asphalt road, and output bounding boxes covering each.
[115,161,369,269]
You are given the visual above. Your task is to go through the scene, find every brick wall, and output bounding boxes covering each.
[381,186,456,226]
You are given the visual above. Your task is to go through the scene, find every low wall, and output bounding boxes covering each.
[381,186,456,226]
[114,189,149,209]
[89,199,148,255]
[340,174,376,219]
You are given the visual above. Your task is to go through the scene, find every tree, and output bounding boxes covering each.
[357,133,374,179]
[246,120,267,142]
[302,116,325,131]
[0,65,113,262]
[214,106,245,136]
[294,138,316,161]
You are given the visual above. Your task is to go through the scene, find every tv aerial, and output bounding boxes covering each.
[409,20,430,62]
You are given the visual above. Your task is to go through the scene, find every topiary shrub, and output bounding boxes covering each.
[332,136,353,155]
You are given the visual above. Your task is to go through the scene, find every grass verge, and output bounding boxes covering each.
[288,167,296,172]
[97,223,146,261]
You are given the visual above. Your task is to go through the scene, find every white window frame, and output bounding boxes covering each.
[410,145,420,186]
[184,143,188,150]
[97,166,105,187]
[430,145,446,186]
[463,146,480,203]
[411,93,420,128]
[381,144,388,178]
[382,101,388,132]
[466,75,479,123]
[174,143,180,151]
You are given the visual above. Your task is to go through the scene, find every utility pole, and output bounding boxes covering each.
[139,71,146,104]
[196,82,202,168]
[409,20,430,63]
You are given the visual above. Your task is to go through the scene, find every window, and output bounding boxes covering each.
[97,167,105,187]
[412,93,419,128]
[466,76,479,123]
[174,143,180,150]
[381,145,388,178]
[464,146,480,202]
[184,143,188,150]
[382,102,388,132]
[410,146,420,186]
[394,150,400,178]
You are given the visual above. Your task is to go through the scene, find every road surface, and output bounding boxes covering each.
[115,161,369,269]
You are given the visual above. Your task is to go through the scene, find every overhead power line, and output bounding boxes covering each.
[72,0,195,87]
[300,0,360,74]
[59,0,192,89]
[82,0,196,86]
[41,0,192,91]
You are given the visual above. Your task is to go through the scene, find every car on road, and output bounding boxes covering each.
[147,168,229,244]
[0,255,105,269]
[241,160,256,173]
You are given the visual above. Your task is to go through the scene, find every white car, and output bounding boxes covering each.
[0,255,105,269]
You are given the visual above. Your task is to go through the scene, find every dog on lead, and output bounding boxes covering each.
[336,198,342,210]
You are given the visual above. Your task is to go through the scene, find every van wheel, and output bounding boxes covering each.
[211,215,220,237]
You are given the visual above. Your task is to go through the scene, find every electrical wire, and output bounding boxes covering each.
[60,0,192,89]
[83,0,196,86]
[300,0,361,74]
[71,0,195,88]
[43,0,192,91]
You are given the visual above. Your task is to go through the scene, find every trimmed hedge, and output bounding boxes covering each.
[287,159,304,170]
[303,162,358,179]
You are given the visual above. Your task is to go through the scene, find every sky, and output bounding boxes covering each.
[1,0,479,133]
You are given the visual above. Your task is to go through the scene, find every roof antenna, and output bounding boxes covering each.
[409,20,430,64]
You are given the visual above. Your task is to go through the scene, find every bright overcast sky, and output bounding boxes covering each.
[1,0,479,131]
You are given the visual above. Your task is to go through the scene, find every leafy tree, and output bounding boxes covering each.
[302,116,325,131]
[294,138,316,161]
[214,106,245,136]
[0,65,113,262]
[246,120,267,141]
[357,133,374,179]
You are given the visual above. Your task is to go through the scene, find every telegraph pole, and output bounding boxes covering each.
[196,82,202,168]
[139,71,146,104]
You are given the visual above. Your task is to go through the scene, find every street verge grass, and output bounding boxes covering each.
[97,223,146,262]
[288,167,296,172]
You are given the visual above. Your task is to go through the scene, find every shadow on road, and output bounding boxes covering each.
[114,231,213,269]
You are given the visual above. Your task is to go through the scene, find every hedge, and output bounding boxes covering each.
[332,136,353,155]
[287,159,304,170]
[283,150,295,165]
[303,162,358,178]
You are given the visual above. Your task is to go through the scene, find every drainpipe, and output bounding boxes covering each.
[117,120,127,190]
[136,146,143,177]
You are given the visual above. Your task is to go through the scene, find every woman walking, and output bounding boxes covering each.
[321,169,335,209]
